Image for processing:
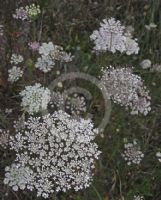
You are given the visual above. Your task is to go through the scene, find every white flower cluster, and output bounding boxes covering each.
[0,129,9,149]
[90,18,139,55]
[150,63,161,72]
[4,111,100,198]
[5,108,13,115]
[8,66,23,83]
[39,42,56,56]
[0,24,4,36]
[133,195,144,200]
[51,91,65,109]
[156,152,161,162]
[124,33,140,55]
[51,92,87,116]
[4,164,34,191]
[13,7,28,20]
[66,93,87,115]
[13,4,40,21]
[25,4,41,18]
[10,54,24,65]
[35,42,73,73]
[35,56,55,73]
[122,140,144,165]
[100,66,151,115]
[20,83,51,114]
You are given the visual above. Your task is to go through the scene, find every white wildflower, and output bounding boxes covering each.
[13,7,28,21]
[145,22,157,30]
[0,24,4,36]
[36,42,73,72]
[35,55,55,73]
[0,129,9,149]
[39,42,73,62]
[156,152,161,162]
[8,66,23,83]
[124,35,139,55]
[13,4,40,21]
[39,42,55,56]
[100,66,151,115]
[5,111,100,198]
[122,140,144,165]
[25,3,41,18]
[4,164,34,191]
[66,93,87,115]
[13,116,25,132]
[50,91,65,109]
[90,18,125,53]
[151,64,161,72]
[140,59,151,69]
[133,195,144,200]
[10,54,24,65]
[60,52,73,62]
[90,17,139,55]
[50,45,73,62]
[28,41,40,51]
[125,25,134,35]
[5,108,13,114]
[20,83,51,114]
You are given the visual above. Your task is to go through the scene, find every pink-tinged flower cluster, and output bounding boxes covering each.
[100,66,151,115]
[13,7,28,21]
[28,42,40,51]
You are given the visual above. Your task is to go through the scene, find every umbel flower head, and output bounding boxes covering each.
[10,54,24,65]
[156,152,161,163]
[4,110,100,198]
[51,91,87,116]
[66,93,87,115]
[100,66,151,115]
[0,24,4,36]
[20,83,51,114]
[13,3,41,21]
[35,41,73,73]
[122,140,144,165]
[0,129,9,149]
[13,7,28,20]
[90,17,139,55]
[8,66,23,83]
[133,195,144,200]
[25,3,41,18]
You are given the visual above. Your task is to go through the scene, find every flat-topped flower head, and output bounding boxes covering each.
[10,54,24,65]
[0,24,4,36]
[100,66,151,115]
[8,66,23,83]
[39,42,55,56]
[13,4,40,21]
[133,195,144,200]
[25,4,41,18]
[35,55,55,73]
[5,111,100,198]
[124,36,139,55]
[35,42,73,72]
[66,93,87,115]
[100,18,125,34]
[4,164,34,191]
[13,7,28,20]
[90,17,139,55]
[20,83,51,114]
[0,129,9,149]
[28,41,40,51]
[122,140,144,165]
[156,152,161,162]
